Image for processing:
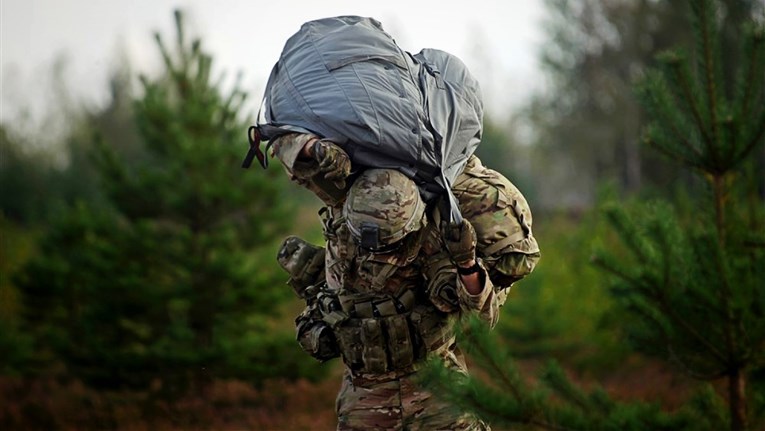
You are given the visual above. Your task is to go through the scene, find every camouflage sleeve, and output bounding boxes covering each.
[421,226,502,327]
[453,155,541,290]
[272,132,316,172]
[271,133,348,206]
[456,260,501,328]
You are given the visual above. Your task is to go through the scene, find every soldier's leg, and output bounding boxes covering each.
[335,370,404,431]
[399,373,489,431]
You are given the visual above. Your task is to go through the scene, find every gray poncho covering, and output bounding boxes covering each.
[257,16,483,221]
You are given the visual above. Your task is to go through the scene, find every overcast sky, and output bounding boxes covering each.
[1,0,546,125]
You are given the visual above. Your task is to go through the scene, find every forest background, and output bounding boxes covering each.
[1,1,763,430]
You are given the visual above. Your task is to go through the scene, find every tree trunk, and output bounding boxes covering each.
[622,107,642,194]
[729,368,748,431]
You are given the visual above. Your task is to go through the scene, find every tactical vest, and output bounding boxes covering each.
[282,155,540,373]
[318,205,456,375]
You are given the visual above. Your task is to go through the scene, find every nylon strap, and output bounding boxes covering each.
[481,230,527,256]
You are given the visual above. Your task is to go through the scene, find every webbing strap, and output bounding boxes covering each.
[371,264,399,290]
[322,311,348,328]
[242,126,272,169]
[481,230,527,256]
[338,287,418,319]
[513,199,533,236]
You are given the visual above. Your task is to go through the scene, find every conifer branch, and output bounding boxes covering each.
[738,28,762,123]
[590,257,644,291]
[655,289,729,365]
[697,0,723,166]
[540,363,594,414]
[154,33,177,80]
[732,111,765,167]
[643,134,700,170]
[599,207,730,365]
[664,54,714,149]
[730,27,765,167]
[462,321,525,404]
[652,114,704,166]
[723,117,737,166]
[667,343,726,381]
[637,74,704,163]
[174,10,188,72]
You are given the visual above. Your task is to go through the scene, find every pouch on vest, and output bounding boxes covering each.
[409,305,455,353]
[360,318,388,374]
[296,310,340,362]
[335,323,364,370]
[384,314,415,370]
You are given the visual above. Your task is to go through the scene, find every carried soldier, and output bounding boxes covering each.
[245,16,540,431]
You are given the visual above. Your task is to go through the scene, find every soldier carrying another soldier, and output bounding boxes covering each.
[245,16,540,430]
[272,133,538,430]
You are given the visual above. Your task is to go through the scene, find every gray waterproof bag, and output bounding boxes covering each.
[244,16,483,222]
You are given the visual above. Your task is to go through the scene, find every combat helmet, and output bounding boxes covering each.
[344,169,426,252]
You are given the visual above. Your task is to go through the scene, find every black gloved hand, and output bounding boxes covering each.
[313,140,351,189]
[442,219,477,267]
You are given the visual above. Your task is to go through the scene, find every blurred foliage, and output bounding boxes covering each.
[0,127,65,223]
[0,1,762,429]
[593,1,765,428]
[475,115,537,200]
[497,204,628,370]
[0,216,38,377]
[526,0,763,209]
[422,1,764,430]
[421,317,698,431]
[5,11,326,396]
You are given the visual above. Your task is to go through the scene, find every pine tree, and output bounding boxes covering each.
[528,0,762,209]
[593,0,765,429]
[419,1,764,430]
[419,317,693,430]
[17,11,322,395]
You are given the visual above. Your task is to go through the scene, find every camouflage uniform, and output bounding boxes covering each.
[451,156,540,290]
[273,133,538,431]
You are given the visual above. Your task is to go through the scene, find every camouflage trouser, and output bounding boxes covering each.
[335,368,489,431]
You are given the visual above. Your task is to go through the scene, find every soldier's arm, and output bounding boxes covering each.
[439,219,502,327]
[455,260,500,327]
[271,133,350,206]
[452,155,540,292]
[271,132,317,171]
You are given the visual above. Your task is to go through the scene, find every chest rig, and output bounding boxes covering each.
[318,206,455,375]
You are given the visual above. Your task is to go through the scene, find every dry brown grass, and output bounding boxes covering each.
[0,366,343,431]
[0,354,698,430]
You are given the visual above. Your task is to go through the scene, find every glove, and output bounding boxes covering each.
[313,140,351,189]
[442,219,477,267]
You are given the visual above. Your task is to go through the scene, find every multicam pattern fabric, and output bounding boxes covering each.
[272,133,349,206]
[344,169,426,246]
[272,132,532,430]
[276,235,326,299]
[451,156,541,289]
[336,366,489,431]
